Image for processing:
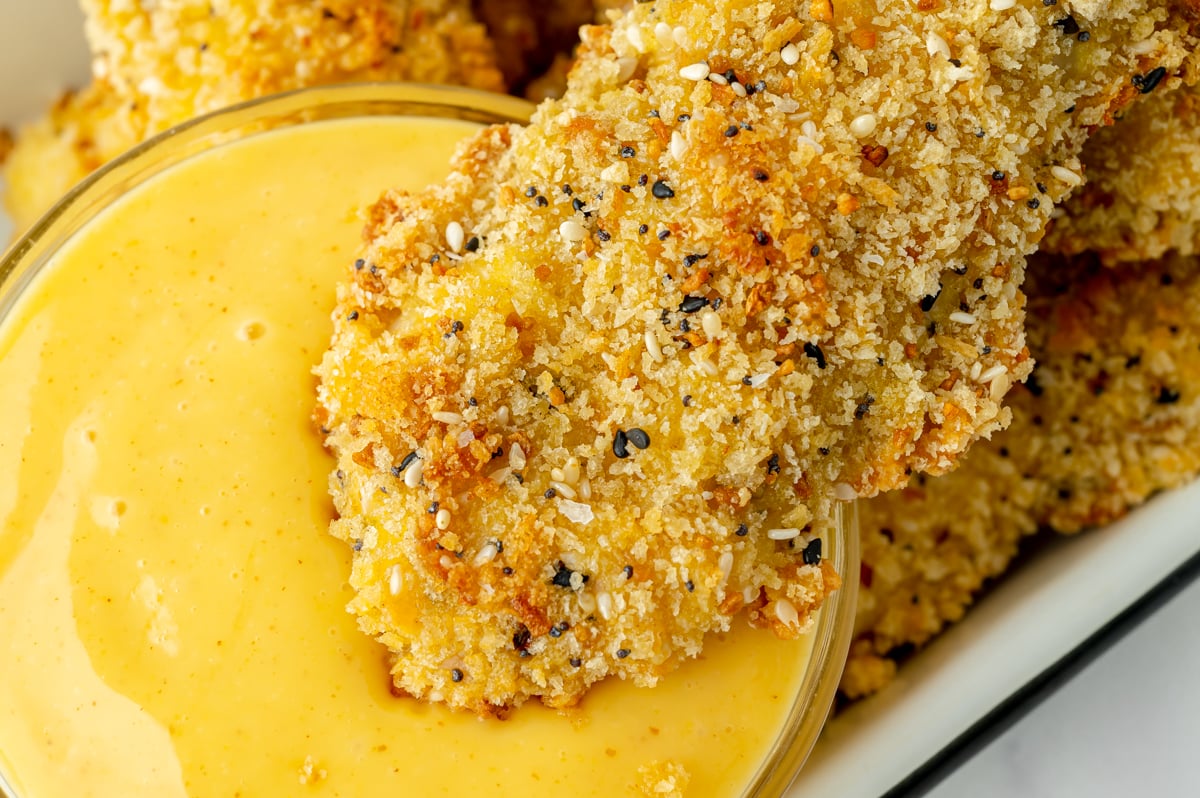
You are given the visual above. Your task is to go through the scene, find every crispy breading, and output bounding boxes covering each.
[1046,81,1200,264]
[317,1,1200,712]
[842,251,1200,699]
[3,0,504,232]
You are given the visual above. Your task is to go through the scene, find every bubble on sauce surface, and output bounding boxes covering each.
[90,496,128,532]
[237,320,268,342]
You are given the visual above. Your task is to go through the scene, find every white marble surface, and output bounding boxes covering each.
[928,574,1200,797]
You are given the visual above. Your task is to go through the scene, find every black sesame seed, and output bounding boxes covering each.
[731,415,740,425]
[354,258,365,270]
[679,319,691,333]
[513,626,532,651]
[724,125,739,138]
[723,69,738,83]
[973,278,984,290]
[638,174,649,186]
[802,537,822,566]
[572,198,585,213]
[925,121,938,132]
[1077,30,1090,41]
[617,648,631,659]
[598,229,612,242]
[570,658,582,668]
[818,447,830,456]
[920,288,942,312]
[624,565,634,579]
[427,501,440,514]
[525,186,538,197]
[620,145,637,158]
[620,184,632,192]
[682,394,693,407]
[1052,15,1079,35]
[767,453,780,474]
[754,230,771,245]
[753,169,769,182]
[810,244,820,256]
[651,180,676,199]
[855,394,876,419]
[736,524,749,537]
[1064,104,1076,114]
[549,626,562,638]
[451,668,463,682]
[678,113,691,122]
[656,229,670,241]
[551,562,577,588]
[679,295,709,313]
[562,184,573,195]
[535,195,549,207]
[465,236,480,252]
[545,488,557,499]
[1135,66,1168,94]
[626,428,651,450]
[685,580,695,592]
[639,224,649,235]
[1028,197,1041,209]
[451,320,464,334]
[992,170,1006,182]
[348,310,359,321]
[803,342,827,369]
[1037,182,1048,194]
[742,375,753,386]
[683,253,708,268]
[503,566,514,575]
[1157,387,1182,405]
[613,429,631,459]
[353,539,364,551]
[396,451,419,473]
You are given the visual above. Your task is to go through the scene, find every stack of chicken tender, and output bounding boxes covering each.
[5,0,1200,708]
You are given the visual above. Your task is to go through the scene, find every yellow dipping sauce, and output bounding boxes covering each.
[0,115,814,797]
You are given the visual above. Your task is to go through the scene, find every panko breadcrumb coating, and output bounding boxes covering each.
[842,251,1200,699]
[317,0,1200,712]
[3,0,503,232]
[1046,81,1200,264]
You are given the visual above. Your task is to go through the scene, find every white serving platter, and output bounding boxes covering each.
[4,3,1199,796]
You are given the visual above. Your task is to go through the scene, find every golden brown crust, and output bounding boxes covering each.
[3,0,504,232]
[843,251,1200,699]
[1046,81,1200,264]
[318,0,1200,711]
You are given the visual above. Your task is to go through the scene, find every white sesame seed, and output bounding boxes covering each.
[749,373,772,389]
[559,219,587,242]
[802,120,818,139]
[625,24,646,53]
[694,355,719,377]
[990,373,1012,400]
[578,591,597,612]
[679,62,711,81]
[949,311,978,325]
[432,411,463,425]
[388,565,401,596]
[403,459,424,488]
[435,508,451,530]
[488,466,512,483]
[718,552,734,582]
[970,361,983,381]
[439,555,455,570]
[979,364,1007,384]
[743,586,758,605]
[654,21,673,47]
[1051,165,1083,187]
[508,443,526,470]
[579,478,592,501]
[563,458,581,485]
[774,599,799,627]
[672,26,688,47]
[445,221,465,253]
[669,130,687,160]
[496,405,510,425]
[550,467,566,483]
[730,81,747,97]
[596,590,614,620]
[833,483,858,501]
[473,542,499,566]
[616,57,639,83]
[926,31,951,59]
[708,72,728,86]
[989,0,1016,9]
[700,309,722,339]
[550,481,577,500]
[456,430,475,448]
[849,113,878,138]
[767,527,802,540]
[780,42,801,65]
[644,329,664,362]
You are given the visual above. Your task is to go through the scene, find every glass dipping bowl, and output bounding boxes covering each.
[0,84,858,798]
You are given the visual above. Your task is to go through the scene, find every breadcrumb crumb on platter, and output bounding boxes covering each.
[2,0,504,232]
[843,251,1200,699]
[316,0,1200,713]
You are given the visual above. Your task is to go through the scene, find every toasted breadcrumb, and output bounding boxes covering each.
[635,760,691,797]
[1047,81,1200,264]
[843,251,1200,699]
[318,1,1200,712]
[3,0,504,232]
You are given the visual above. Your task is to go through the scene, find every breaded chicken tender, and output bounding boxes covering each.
[317,0,1200,712]
[843,251,1200,699]
[3,0,504,232]
[1046,82,1200,265]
